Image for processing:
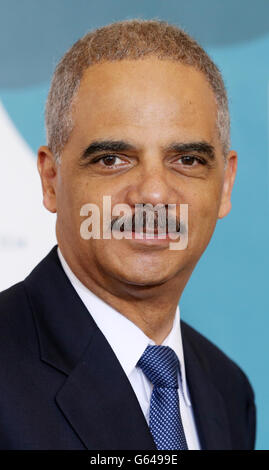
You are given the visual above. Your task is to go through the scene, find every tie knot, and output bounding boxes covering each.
[137,345,180,389]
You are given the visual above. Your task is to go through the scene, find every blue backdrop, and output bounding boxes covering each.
[0,0,268,449]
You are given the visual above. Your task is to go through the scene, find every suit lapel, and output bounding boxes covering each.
[55,328,156,450]
[181,322,232,450]
[24,245,156,450]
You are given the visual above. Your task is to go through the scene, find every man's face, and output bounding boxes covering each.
[38,58,236,289]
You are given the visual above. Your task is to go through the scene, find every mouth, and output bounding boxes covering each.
[132,228,171,237]
[117,228,180,245]
[111,212,181,244]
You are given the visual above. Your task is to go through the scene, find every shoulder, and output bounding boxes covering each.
[181,320,256,449]
[0,245,59,335]
[0,281,29,319]
[0,281,38,355]
[181,320,255,400]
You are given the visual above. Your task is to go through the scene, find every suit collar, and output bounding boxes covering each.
[24,245,155,450]
[181,322,232,450]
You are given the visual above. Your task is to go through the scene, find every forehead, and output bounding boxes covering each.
[71,58,218,146]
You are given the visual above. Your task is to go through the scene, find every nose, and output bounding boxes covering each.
[125,159,178,208]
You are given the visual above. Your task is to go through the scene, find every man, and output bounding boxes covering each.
[0,19,255,450]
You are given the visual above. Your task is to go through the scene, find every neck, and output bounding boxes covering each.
[58,245,191,344]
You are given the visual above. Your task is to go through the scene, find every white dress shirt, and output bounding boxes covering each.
[57,247,200,450]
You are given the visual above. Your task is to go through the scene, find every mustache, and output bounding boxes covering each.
[110,209,182,233]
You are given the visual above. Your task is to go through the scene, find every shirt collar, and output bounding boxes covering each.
[57,247,191,406]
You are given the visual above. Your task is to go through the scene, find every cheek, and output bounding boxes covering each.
[187,184,223,237]
[59,169,90,210]
[56,173,86,237]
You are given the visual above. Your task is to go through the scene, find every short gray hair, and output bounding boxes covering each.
[45,19,230,161]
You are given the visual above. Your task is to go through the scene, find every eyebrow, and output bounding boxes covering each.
[80,139,216,161]
[165,141,216,160]
[80,140,136,160]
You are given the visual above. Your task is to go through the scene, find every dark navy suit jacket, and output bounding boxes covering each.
[0,246,256,449]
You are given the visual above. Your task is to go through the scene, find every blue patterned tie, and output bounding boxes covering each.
[137,345,188,450]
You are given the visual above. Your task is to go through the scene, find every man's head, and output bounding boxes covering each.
[38,19,237,295]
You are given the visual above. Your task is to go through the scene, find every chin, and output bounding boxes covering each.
[113,265,177,289]
[100,250,186,287]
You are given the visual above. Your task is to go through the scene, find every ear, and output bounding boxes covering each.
[37,146,58,213]
[218,150,237,219]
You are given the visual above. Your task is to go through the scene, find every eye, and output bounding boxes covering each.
[92,154,126,167]
[175,155,205,166]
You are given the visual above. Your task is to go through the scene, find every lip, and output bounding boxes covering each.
[114,230,180,245]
